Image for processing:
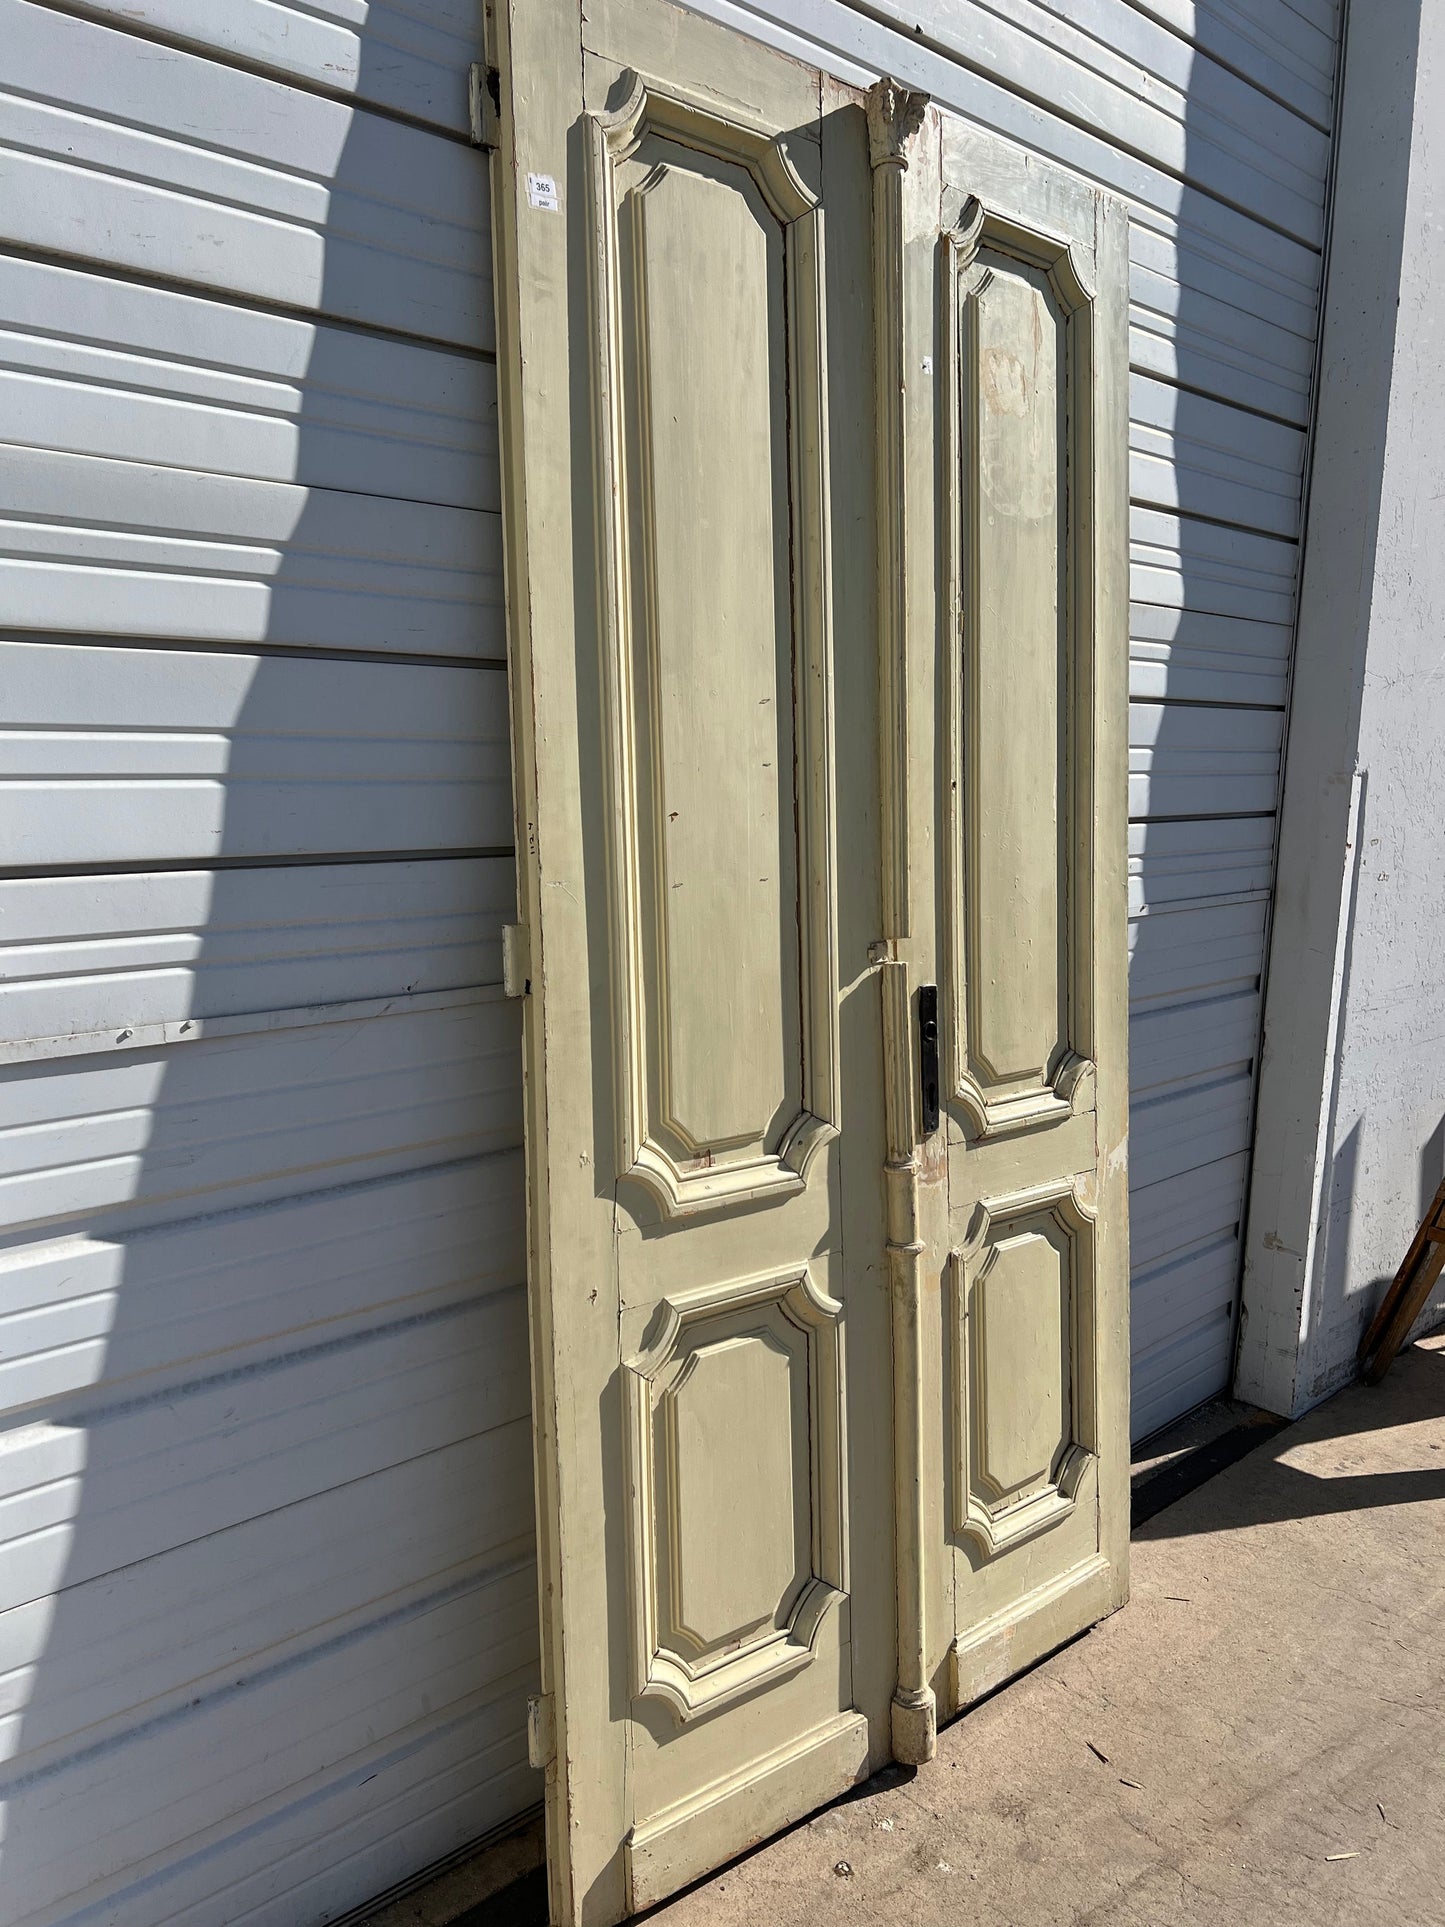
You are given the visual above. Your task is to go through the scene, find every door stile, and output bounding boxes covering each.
[865,78,939,1769]
[484,4,591,1921]
[1087,184,1134,1613]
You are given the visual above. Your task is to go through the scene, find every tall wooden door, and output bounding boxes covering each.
[486,5,896,1921]
[872,105,1133,1732]
[935,128,1132,1713]
[491,4,1133,1915]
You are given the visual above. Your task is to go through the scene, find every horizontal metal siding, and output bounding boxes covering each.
[0,644,512,870]
[55,0,487,133]
[0,446,503,658]
[0,861,514,1049]
[6,1568,537,1925]
[0,1282,529,1612]
[0,1067,536,1927]
[0,3,538,1923]
[0,1156,524,1415]
[0,1003,521,1235]
[679,0,1338,1437]
[0,251,500,505]
[0,0,493,347]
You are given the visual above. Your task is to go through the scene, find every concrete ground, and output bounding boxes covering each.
[652,1334,1445,1927]
[362,1335,1445,1927]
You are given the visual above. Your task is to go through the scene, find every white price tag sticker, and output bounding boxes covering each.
[527,172,561,212]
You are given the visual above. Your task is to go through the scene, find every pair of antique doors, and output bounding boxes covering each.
[488,1,1130,1919]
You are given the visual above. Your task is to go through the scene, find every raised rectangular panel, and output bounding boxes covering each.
[589,80,837,1215]
[622,1267,845,1722]
[670,1335,806,1646]
[952,1181,1097,1556]
[635,160,792,1152]
[970,263,1061,1084]
[941,202,1096,1137]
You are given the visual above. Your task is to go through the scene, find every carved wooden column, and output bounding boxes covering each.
[866,74,935,1769]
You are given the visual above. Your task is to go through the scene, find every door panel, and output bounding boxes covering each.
[952,1182,1097,1555]
[489,6,891,1922]
[950,254,1069,1123]
[942,204,1098,1138]
[589,84,835,1216]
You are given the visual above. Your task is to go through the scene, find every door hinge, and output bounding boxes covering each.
[468,59,501,149]
[502,923,532,998]
[526,1692,555,1771]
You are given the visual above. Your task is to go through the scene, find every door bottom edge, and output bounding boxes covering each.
[625,1709,870,1913]
[950,1553,1120,1713]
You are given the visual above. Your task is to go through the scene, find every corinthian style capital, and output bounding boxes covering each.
[865,76,929,170]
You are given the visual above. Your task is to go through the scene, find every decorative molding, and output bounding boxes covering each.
[866,76,929,959]
[865,72,936,1769]
[622,1266,847,1723]
[595,69,818,221]
[950,1178,1099,1557]
[939,197,1099,1139]
[585,73,840,1217]
[952,190,986,261]
[865,77,929,171]
[949,194,1095,305]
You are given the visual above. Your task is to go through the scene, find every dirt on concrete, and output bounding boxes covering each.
[645,1337,1445,1927]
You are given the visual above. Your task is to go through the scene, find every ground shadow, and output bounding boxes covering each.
[1138,1337,1445,1542]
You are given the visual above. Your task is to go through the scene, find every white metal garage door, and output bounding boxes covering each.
[0,4,538,1923]
[680,0,1340,1441]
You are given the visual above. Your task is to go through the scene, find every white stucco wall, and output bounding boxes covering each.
[1238,0,1445,1415]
